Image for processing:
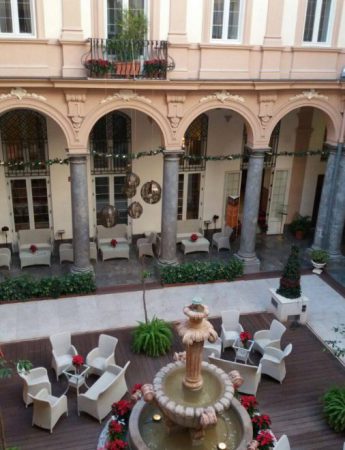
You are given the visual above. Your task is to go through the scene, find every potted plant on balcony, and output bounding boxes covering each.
[143,58,167,79]
[289,214,311,240]
[108,10,148,78]
[310,248,329,270]
[84,58,112,78]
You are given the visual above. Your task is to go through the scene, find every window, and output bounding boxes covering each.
[180,114,208,172]
[303,0,333,44]
[94,176,128,225]
[211,0,244,42]
[177,173,202,221]
[0,0,34,36]
[107,0,146,38]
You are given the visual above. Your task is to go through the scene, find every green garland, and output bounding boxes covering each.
[0,148,328,168]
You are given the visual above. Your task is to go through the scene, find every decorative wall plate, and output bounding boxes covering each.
[100,205,117,227]
[128,201,143,219]
[141,180,162,204]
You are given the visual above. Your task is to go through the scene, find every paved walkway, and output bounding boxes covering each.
[1,274,344,361]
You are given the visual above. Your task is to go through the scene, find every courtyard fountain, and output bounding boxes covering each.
[128,298,253,449]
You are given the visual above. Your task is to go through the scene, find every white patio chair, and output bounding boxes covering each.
[212,226,233,251]
[137,232,156,259]
[203,337,222,361]
[274,434,291,449]
[49,332,78,381]
[261,343,293,383]
[18,366,51,407]
[86,334,118,376]
[220,310,244,349]
[253,319,286,355]
[29,388,68,433]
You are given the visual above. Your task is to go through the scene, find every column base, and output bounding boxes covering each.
[158,257,179,267]
[70,264,95,275]
[234,253,261,274]
[328,252,345,261]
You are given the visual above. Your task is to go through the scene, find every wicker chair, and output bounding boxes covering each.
[137,233,157,259]
[18,367,51,407]
[220,309,244,349]
[253,319,286,355]
[274,435,291,449]
[86,334,118,376]
[49,332,78,381]
[260,343,293,383]
[29,388,68,433]
[212,226,233,251]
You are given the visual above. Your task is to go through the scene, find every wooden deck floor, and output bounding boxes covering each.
[1,313,345,450]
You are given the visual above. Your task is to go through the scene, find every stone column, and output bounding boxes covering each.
[160,150,182,265]
[236,149,266,273]
[326,148,345,257]
[312,145,337,249]
[69,153,93,274]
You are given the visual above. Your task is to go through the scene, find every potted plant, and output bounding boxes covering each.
[143,59,167,79]
[310,248,329,269]
[289,214,311,239]
[276,245,301,299]
[84,59,112,77]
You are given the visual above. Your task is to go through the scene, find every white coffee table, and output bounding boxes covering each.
[63,364,90,395]
[181,237,210,254]
[99,242,130,261]
[233,338,254,364]
[20,249,51,268]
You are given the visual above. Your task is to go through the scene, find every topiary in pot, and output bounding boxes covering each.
[276,245,301,299]
[132,317,173,357]
[323,387,345,432]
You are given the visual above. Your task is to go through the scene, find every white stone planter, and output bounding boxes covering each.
[269,288,309,324]
[311,260,326,270]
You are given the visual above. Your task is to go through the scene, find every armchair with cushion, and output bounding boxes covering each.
[253,319,286,355]
[18,366,51,407]
[29,388,68,433]
[220,309,244,349]
[212,226,233,252]
[86,334,118,376]
[260,343,292,383]
[49,332,78,381]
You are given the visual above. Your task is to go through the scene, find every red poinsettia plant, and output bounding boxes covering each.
[110,239,117,248]
[190,233,198,242]
[256,429,275,450]
[240,395,258,417]
[105,439,128,450]
[252,414,272,438]
[30,244,37,253]
[240,330,252,349]
[72,354,84,367]
[112,399,133,420]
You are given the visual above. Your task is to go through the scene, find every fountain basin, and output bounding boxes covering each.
[128,397,253,450]
[153,361,234,429]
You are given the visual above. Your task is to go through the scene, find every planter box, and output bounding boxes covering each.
[269,288,309,324]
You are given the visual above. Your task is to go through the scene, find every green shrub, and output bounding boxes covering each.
[323,387,345,432]
[310,249,329,264]
[160,258,243,285]
[276,246,301,299]
[0,273,96,301]
[132,317,173,357]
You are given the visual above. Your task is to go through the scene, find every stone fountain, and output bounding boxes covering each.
[128,298,253,450]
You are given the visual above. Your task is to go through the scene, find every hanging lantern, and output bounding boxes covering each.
[125,170,140,188]
[122,185,137,198]
[128,201,143,219]
[100,205,117,228]
[141,180,161,204]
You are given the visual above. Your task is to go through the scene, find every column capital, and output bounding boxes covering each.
[323,143,338,155]
[163,148,184,158]
[245,146,270,157]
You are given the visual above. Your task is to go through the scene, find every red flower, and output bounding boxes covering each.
[112,399,133,418]
[72,354,84,367]
[111,239,117,247]
[252,414,272,438]
[30,244,37,253]
[190,233,198,242]
[240,331,252,346]
[106,439,128,450]
[131,383,142,394]
[256,430,275,449]
[240,395,258,417]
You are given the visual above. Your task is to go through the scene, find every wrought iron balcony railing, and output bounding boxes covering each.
[83,39,174,80]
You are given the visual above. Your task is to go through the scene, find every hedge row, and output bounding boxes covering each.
[160,258,244,284]
[0,272,96,301]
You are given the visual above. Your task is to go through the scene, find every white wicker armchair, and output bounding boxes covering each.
[137,232,157,259]
[220,309,244,349]
[261,343,293,383]
[86,334,118,376]
[49,332,78,381]
[212,226,233,251]
[18,367,51,407]
[29,388,68,433]
[253,319,286,355]
[274,435,291,449]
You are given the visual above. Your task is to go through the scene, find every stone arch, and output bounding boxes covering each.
[176,100,261,148]
[0,98,74,147]
[266,99,341,146]
[80,100,171,149]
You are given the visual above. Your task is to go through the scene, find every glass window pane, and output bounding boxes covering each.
[114,176,128,224]
[186,173,200,220]
[317,0,331,42]
[107,0,123,38]
[0,0,13,33]
[31,179,49,228]
[212,0,224,39]
[17,0,32,33]
[95,177,109,225]
[303,0,317,41]
[11,179,29,231]
[227,0,240,39]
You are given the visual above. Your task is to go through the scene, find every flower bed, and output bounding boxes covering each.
[160,259,243,285]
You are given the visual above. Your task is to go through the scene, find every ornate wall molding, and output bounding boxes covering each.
[0,87,46,102]
[258,94,277,128]
[199,90,245,104]
[166,95,186,132]
[289,89,328,102]
[100,90,152,105]
[65,93,86,140]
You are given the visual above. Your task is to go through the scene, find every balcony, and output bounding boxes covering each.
[83,39,173,80]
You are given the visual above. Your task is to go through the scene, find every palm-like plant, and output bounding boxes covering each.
[323,387,345,432]
[132,317,173,357]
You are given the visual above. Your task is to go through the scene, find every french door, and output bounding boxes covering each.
[177,172,204,221]
[9,177,50,231]
[94,175,128,225]
[266,169,290,234]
